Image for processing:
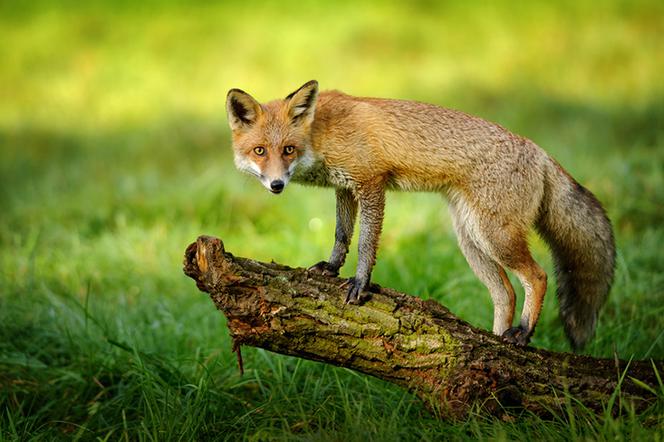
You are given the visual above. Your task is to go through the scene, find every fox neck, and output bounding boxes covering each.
[290,149,331,187]
[289,93,353,188]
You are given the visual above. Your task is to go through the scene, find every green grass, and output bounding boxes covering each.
[1,0,663,440]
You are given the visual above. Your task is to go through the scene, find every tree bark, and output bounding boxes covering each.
[183,235,662,419]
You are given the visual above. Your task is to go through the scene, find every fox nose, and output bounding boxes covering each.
[270,180,285,193]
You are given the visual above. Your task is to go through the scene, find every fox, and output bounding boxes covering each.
[225,80,615,349]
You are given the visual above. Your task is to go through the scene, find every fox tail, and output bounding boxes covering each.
[536,160,616,350]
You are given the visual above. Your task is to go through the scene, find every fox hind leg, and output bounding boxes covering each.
[482,226,547,346]
[449,195,547,346]
[449,201,516,336]
[502,254,547,346]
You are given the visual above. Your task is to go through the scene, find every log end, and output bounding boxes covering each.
[183,235,232,293]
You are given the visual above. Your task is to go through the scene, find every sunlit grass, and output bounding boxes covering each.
[1,0,663,440]
[1,0,662,129]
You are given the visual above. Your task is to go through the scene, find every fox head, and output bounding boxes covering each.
[226,80,319,194]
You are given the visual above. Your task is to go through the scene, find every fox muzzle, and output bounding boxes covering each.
[269,180,285,194]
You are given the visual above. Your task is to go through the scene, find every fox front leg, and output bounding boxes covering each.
[309,188,358,276]
[346,181,385,304]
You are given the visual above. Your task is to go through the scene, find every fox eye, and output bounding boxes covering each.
[253,146,266,156]
[283,146,295,155]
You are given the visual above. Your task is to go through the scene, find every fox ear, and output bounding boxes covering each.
[226,89,262,130]
[285,80,319,125]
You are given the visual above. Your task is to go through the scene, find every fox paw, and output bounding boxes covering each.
[308,261,340,277]
[345,277,369,305]
[502,326,531,347]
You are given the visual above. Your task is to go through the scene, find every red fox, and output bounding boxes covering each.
[225,80,615,349]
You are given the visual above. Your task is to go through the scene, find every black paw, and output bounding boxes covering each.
[308,261,340,277]
[502,326,531,347]
[345,277,369,305]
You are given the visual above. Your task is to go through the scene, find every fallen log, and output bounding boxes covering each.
[183,235,662,419]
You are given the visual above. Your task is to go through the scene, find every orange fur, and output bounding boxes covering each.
[226,81,615,349]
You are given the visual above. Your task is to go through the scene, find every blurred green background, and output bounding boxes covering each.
[1,0,663,440]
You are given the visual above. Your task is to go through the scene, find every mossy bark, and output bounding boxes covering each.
[183,235,662,419]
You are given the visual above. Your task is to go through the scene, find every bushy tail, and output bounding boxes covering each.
[536,159,616,350]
